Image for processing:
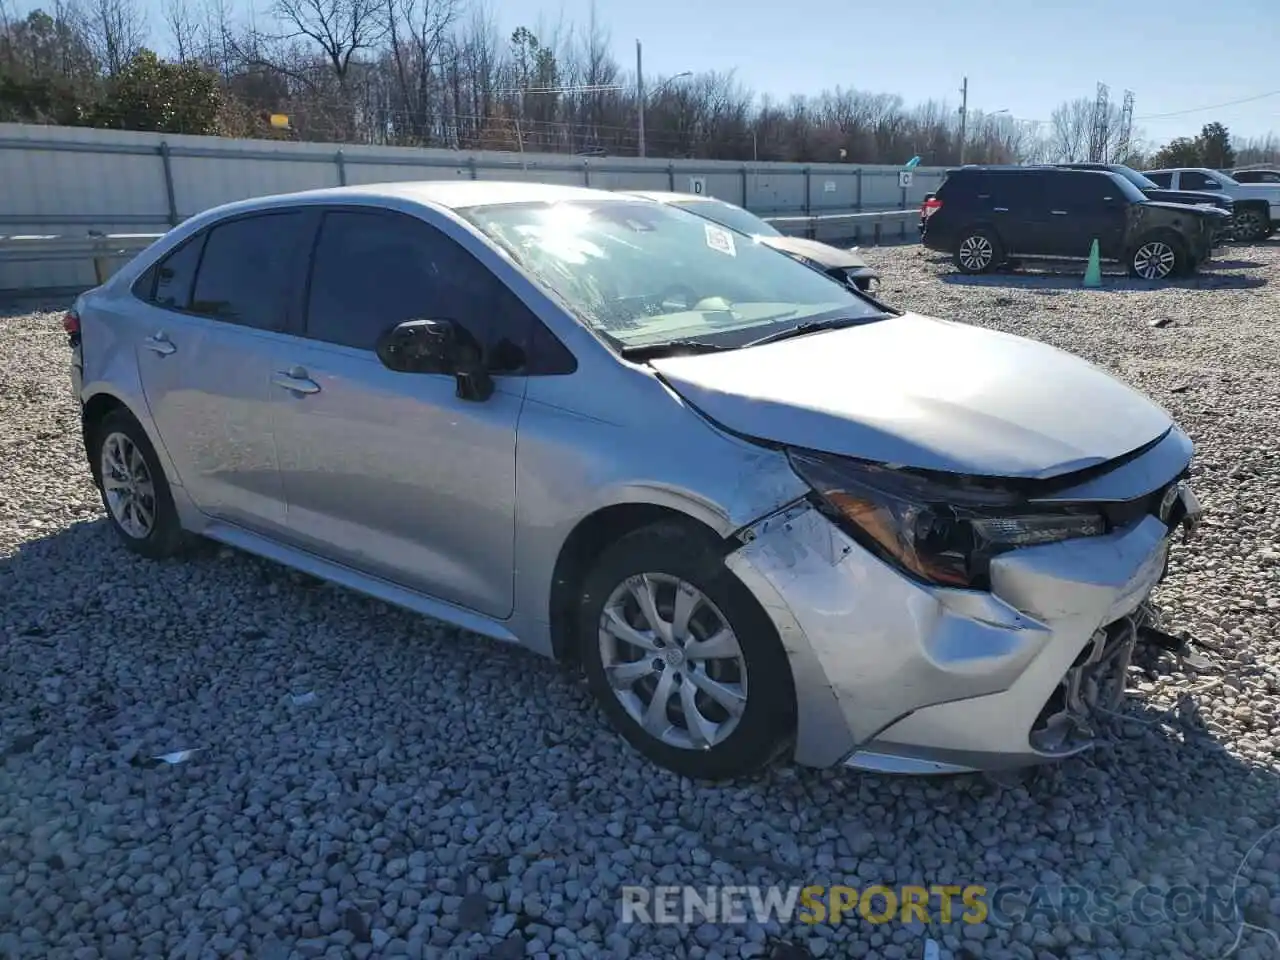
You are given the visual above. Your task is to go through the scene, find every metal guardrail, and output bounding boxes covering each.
[0,231,162,283]
[764,209,919,243]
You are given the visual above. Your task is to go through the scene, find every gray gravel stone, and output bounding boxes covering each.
[2,250,1280,960]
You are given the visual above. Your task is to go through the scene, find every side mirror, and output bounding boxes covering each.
[375,318,494,402]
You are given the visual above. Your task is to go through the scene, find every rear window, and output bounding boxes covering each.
[936,170,986,200]
[1144,171,1174,188]
[132,234,205,308]
[674,199,782,238]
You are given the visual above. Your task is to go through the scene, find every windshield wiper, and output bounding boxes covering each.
[619,339,733,361]
[744,315,890,348]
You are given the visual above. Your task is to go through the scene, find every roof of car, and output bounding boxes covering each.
[202,180,633,221]
[1142,167,1223,175]
[946,165,1115,177]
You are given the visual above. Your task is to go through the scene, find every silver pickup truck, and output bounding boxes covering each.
[1144,167,1280,242]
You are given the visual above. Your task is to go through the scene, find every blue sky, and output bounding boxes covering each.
[104,0,1280,145]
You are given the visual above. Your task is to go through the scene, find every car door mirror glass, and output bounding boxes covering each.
[375,318,494,401]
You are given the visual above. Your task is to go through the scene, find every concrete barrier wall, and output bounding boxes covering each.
[0,122,947,291]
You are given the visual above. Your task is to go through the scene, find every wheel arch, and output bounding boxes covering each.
[547,502,730,665]
[954,219,1004,247]
[81,390,137,488]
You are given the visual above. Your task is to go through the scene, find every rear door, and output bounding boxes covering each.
[991,171,1053,255]
[133,210,309,535]
[267,206,534,618]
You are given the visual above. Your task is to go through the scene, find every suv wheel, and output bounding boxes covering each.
[1136,234,1182,280]
[954,228,1002,274]
[577,521,795,780]
[1233,208,1269,242]
[1129,234,1185,281]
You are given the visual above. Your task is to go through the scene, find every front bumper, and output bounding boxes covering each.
[725,472,1201,774]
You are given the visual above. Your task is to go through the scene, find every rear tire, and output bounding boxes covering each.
[1129,232,1186,280]
[92,409,186,559]
[954,227,1002,274]
[577,521,795,781]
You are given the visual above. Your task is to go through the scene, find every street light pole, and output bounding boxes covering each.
[636,40,646,158]
[958,76,969,165]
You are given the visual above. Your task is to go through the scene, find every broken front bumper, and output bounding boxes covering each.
[725,476,1202,775]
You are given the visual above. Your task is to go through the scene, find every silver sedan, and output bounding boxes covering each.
[67,181,1201,779]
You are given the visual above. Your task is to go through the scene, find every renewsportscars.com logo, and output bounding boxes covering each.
[621,885,988,926]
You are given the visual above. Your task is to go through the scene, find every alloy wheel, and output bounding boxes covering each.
[1234,210,1266,242]
[1132,241,1176,280]
[958,235,994,271]
[101,431,156,539]
[597,573,748,751]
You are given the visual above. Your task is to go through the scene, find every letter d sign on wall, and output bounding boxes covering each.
[688,177,707,195]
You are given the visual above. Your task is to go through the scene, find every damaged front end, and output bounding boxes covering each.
[724,427,1204,774]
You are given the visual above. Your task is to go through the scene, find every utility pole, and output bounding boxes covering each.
[636,39,646,158]
[957,76,968,165]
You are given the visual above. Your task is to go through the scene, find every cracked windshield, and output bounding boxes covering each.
[462,199,883,348]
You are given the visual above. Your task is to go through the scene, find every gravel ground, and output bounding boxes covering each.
[2,243,1280,960]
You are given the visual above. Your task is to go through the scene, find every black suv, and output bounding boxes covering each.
[920,166,1230,280]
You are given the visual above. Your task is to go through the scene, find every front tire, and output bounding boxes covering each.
[954,228,1002,274]
[1232,208,1270,242]
[577,522,795,780]
[1129,233,1185,280]
[92,409,186,559]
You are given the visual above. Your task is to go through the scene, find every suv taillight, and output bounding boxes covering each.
[921,197,943,219]
[63,309,81,347]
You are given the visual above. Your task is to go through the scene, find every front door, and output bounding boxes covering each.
[1044,172,1126,260]
[134,211,310,535]
[269,208,533,619]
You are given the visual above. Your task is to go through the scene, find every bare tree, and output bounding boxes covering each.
[1048,98,1092,162]
[272,0,386,90]
[84,0,144,75]
[384,0,458,142]
[163,0,196,62]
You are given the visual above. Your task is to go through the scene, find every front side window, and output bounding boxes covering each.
[1144,171,1174,188]
[304,209,532,370]
[190,212,306,331]
[1058,173,1115,208]
[459,199,882,351]
[674,199,783,238]
[1179,171,1221,191]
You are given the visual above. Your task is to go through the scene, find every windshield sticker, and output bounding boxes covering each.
[704,223,737,257]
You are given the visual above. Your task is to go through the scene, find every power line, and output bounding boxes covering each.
[1135,90,1280,121]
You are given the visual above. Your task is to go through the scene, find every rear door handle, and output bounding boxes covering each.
[273,369,321,395]
[993,206,1009,212]
[143,333,176,356]
[1051,210,1068,215]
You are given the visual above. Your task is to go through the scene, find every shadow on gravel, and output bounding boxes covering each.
[1207,259,1267,270]
[941,272,1269,293]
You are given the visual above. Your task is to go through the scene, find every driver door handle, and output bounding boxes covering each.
[1051,210,1068,215]
[143,333,176,356]
[273,368,321,395]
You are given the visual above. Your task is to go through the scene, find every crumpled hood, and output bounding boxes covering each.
[650,313,1174,479]
[758,235,875,274]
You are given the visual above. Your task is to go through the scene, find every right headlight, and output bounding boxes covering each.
[787,449,1106,590]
